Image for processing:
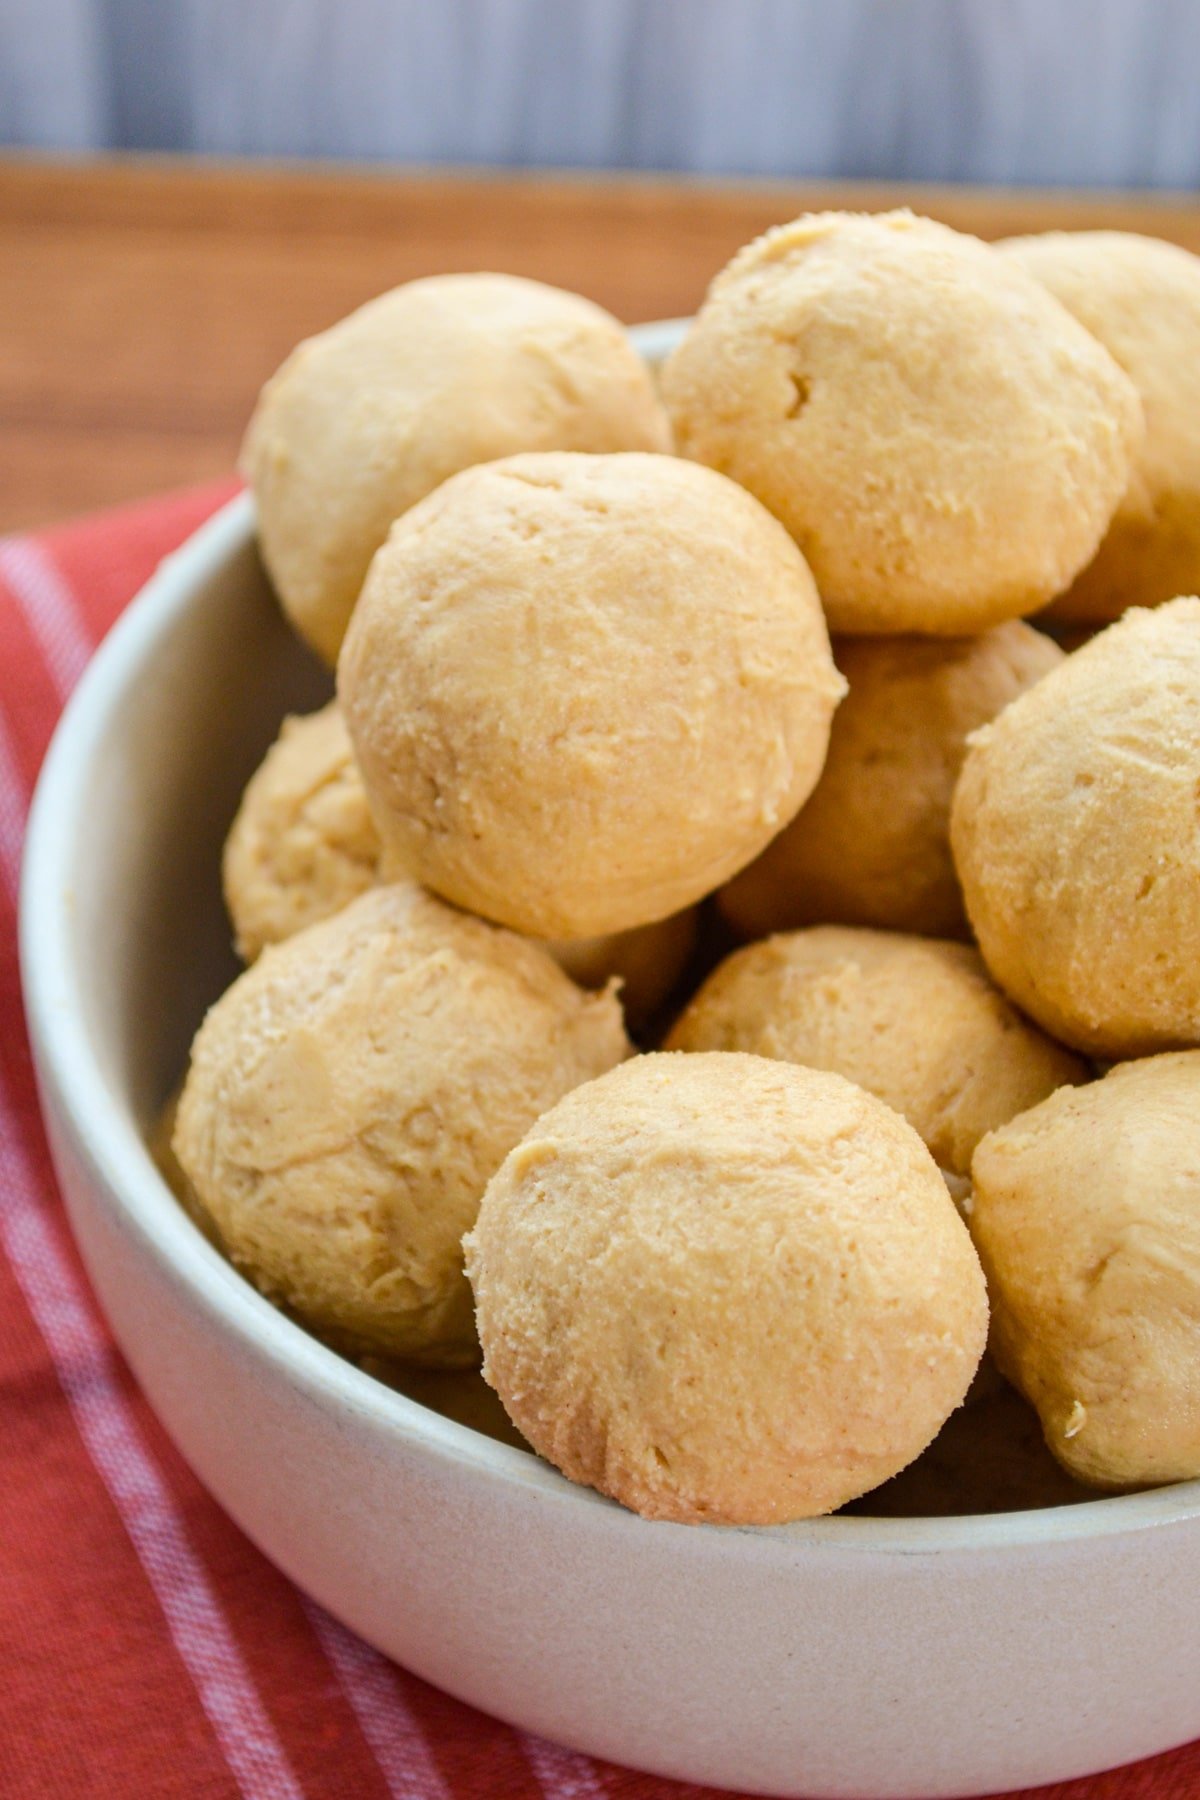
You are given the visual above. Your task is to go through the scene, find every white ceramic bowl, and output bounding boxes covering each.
[20,321,1200,1800]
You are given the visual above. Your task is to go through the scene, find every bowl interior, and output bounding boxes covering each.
[70,516,331,1129]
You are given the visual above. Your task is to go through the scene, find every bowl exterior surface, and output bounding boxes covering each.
[33,1079,1200,1799]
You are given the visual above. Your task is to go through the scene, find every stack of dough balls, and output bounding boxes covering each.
[223,700,699,1029]
[243,272,672,662]
[171,208,1200,1525]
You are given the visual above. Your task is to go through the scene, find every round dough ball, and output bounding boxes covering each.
[465,1052,988,1523]
[661,210,1142,635]
[242,273,671,663]
[340,451,845,940]
[223,702,696,1021]
[173,884,629,1365]
[970,1052,1200,1487]
[666,927,1085,1179]
[548,909,699,1034]
[223,703,380,962]
[951,597,1200,1057]
[719,622,1062,940]
[999,231,1200,622]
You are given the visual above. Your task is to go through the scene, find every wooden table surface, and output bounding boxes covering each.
[5,156,1200,534]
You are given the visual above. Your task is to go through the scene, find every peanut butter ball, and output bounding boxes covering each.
[242,274,671,662]
[465,1052,988,1523]
[662,211,1142,635]
[719,623,1062,940]
[223,702,696,1023]
[666,928,1085,1179]
[951,598,1200,1058]
[970,1053,1200,1488]
[223,703,380,962]
[173,885,629,1365]
[1000,231,1200,622]
[340,451,844,940]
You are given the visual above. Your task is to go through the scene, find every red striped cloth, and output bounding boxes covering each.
[0,483,1197,1800]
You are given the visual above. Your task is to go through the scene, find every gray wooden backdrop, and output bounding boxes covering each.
[2,0,1199,187]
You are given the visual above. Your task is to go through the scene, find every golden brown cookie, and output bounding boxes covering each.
[951,597,1200,1057]
[223,703,380,961]
[223,702,698,1023]
[242,274,671,662]
[465,1051,987,1523]
[666,927,1085,1178]
[718,623,1062,939]
[1000,230,1200,622]
[340,451,844,939]
[970,1052,1200,1488]
[662,211,1142,634]
[174,885,629,1364]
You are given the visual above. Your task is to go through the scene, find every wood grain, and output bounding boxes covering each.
[5,157,1200,533]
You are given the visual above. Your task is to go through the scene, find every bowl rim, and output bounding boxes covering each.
[19,322,1200,1558]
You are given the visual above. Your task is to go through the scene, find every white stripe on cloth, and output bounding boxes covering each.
[304,1603,451,1800]
[520,1734,612,1800]
[0,1089,306,1800]
[0,598,305,1800]
[0,537,93,695]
